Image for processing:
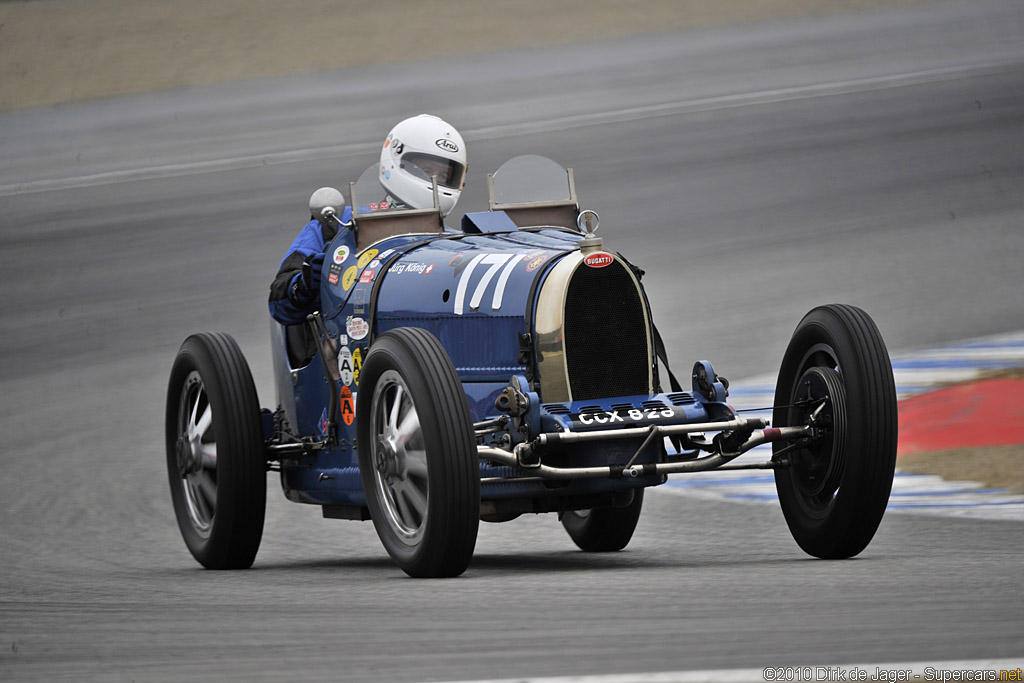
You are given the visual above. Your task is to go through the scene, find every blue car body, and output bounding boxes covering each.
[267,163,733,517]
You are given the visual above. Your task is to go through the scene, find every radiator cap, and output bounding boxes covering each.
[577,210,603,254]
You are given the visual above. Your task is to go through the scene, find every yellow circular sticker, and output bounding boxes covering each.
[341,265,358,291]
[357,249,379,269]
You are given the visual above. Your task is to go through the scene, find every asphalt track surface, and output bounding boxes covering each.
[2,1,1023,680]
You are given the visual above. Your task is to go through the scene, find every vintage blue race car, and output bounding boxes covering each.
[165,155,898,577]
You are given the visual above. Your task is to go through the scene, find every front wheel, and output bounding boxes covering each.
[165,332,267,569]
[561,488,644,552]
[773,304,897,559]
[357,328,480,578]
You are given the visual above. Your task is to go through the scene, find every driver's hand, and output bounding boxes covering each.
[290,252,326,305]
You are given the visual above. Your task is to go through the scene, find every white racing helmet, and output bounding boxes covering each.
[379,114,467,217]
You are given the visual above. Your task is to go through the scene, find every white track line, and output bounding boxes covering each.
[2,59,1020,197]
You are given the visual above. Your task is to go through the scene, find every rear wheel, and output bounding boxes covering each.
[357,328,480,578]
[561,488,644,552]
[165,332,266,569]
[773,304,897,559]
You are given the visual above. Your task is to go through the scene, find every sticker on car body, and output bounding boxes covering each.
[337,346,354,386]
[346,316,369,341]
[390,261,435,275]
[357,249,379,269]
[339,386,354,426]
[342,266,358,290]
[352,348,363,386]
[351,288,368,314]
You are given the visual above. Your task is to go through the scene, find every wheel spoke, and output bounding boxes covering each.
[393,483,416,528]
[195,470,217,509]
[388,385,404,433]
[199,442,217,470]
[188,390,201,431]
[404,449,428,478]
[395,406,420,444]
[186,471,216,525]
[195,403,213,440]
[402,478,428,519]
[392,479,426,530]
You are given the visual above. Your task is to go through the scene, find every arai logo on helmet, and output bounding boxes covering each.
[435,138,459,153]
[583,252,614,268]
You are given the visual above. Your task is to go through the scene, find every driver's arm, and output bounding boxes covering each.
[268,219,334,325]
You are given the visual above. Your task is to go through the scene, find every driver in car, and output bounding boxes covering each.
[268,114,468,325]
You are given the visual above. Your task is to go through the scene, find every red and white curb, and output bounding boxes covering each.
[659,331,1024,521]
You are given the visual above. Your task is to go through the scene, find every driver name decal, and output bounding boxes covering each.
[583,252,614,269]
[390,262,435,275]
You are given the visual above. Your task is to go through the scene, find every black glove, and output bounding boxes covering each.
[289,252,325,305]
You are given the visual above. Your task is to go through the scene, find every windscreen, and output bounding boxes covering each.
[490,155,572,205]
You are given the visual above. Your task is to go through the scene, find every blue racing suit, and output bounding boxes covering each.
[268,206,353,325]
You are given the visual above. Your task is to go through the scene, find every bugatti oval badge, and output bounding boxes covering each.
[583,252,614,268]
[435,138,459,153]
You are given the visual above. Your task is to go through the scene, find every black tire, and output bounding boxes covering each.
[773,304,897,559]
[561,488,644,552]
[165,332,266,569]
[357,328,480,578]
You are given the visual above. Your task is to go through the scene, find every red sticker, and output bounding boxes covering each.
[359,269,375,284]
[339,386,354,426]
[583,252,614,268]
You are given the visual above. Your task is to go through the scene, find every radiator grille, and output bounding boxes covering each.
[563,259,650,400]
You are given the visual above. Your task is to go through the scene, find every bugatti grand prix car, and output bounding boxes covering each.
[166,155,898,577]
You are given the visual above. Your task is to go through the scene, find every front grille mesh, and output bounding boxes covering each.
[563,259,649,400]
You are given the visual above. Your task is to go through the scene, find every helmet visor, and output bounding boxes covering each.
[400,152,466,190]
